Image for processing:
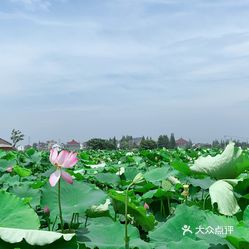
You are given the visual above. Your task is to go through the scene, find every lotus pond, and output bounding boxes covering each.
[0,142,249,249]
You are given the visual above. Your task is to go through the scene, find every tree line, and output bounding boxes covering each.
[86,133,177,150]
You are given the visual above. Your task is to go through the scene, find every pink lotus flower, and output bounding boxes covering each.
[44,206,50,216]
[144,202,149,210]
[49,149,78,187]
[6,166,13,173]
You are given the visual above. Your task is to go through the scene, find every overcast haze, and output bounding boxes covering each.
[1,0,249,144]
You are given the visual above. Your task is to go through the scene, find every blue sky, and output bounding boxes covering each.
[1,0,249,144]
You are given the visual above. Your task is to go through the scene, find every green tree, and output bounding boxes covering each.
[120,136,128,149]
[212,139,220,148]
[10,129,24,148]
[120,136,134,149]
[169,133,176,149]
[86,138,116,150]
[157,135,169,148]
[187,139,193,149]
[112,136,117,149]
[140,138,157,149]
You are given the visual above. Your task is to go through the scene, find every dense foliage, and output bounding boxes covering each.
[0,143,249,248]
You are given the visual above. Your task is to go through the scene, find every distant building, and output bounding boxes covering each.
[47,140,57,150]
[0,138,14,151]
[31,141,62,151]
[176,138,189,148]
[17,145,25,151]
[36,141,48,151]
[66,139,80,150]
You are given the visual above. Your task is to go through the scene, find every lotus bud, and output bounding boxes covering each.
[144,202,149,210]
[181,184,189,197]
[6,166,13,173]
[132,173,144,185]
[44,206,50,216]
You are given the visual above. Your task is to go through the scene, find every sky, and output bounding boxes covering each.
[1,0,249,144]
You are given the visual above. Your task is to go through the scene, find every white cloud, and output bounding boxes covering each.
[9,0,51,11]
[223,40,249,56]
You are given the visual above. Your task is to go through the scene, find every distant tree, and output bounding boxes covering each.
[127,136,134,149]
[169,133,176,149]
[157,135,163,148]
[140,138,157,150]
[132,142,139,148]
[10,129,24,147]
[112,136,117,149]
[120,135,134,149]
[220,139,228,149]
[120,136,128,149]
[86,138,105,150]
[32,142,38,149]
[187,139,193,149]
[157,135,169,148]
[86,138,116,150]
[212,140,220,148]
[106,139,117,150]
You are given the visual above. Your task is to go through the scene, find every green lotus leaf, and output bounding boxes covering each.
[0,174,19,187]
[144,167,171,184]
[41,181,107,222]
[149,204,237,248]
[142,189,157,199]
[243,205,249,226]
[142,188,172,200]
[0,151,6,159]
[123,166,140,181]
[209,180,240,216]
[94,172,120,187]
[109,189,155,231]
[226,224,249,249]
[171,160,192,176]
[0,191,40,229]
[0,159,15,172]
[186,176,215,190]
[149,204,204,243]
[10,184,41,208]
[166,236,210,249]
[14,165,32,177]
[81,217,152,249]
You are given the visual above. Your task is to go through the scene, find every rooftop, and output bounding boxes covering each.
[67,139,80,145]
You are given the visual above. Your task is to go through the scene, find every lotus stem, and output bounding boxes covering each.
[51,215,58,231]
[125,184,132,249]
[84,215,88,227]
[58,178,64,232]
[203,194,210,210]
[167,197,171,215]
